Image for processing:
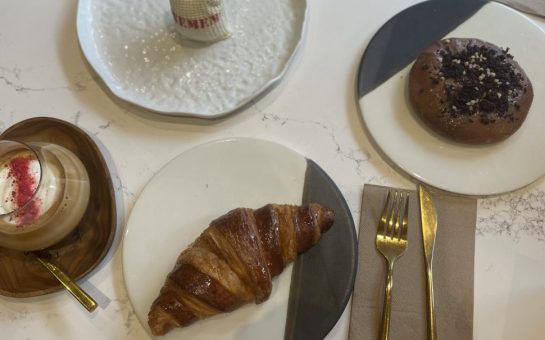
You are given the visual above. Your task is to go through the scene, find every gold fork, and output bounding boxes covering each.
[376,190,409,340]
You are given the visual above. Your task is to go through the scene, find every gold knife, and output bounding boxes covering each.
[418,184,437,340]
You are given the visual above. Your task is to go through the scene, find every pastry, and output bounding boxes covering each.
[147,203,335,336]
[409,38,533,144]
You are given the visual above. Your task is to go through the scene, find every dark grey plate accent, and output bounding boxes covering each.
[285,159,358,340]
[357,0,487,98]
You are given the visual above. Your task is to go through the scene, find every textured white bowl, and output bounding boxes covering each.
[77,0,307,118]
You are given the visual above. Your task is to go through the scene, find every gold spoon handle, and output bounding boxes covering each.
[37,257,97,312]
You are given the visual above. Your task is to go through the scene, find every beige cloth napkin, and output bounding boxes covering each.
[348,184,477,340]
[496,0,545,17]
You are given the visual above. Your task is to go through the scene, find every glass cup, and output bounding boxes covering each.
[0,140,90,251]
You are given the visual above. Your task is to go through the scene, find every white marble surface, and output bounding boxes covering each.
[1,0,545,339]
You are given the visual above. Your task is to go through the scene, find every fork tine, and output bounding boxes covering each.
[393,191,404,240]
[400,192,409,240]
[387,191,396,239]
[391,191,403,239]
[379,191,392,235]
[383,191,397,238]
[392,191,404,239]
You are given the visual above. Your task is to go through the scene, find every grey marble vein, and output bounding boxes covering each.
[478,189,545,241]
[260,112,371,175]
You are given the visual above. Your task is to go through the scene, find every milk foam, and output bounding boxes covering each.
[0,143,90,250]
[0,158,61,220]
[0,153,40,215]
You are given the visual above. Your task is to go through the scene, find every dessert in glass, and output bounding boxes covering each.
[0,140,90,251]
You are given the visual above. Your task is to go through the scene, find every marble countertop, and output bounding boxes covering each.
[1,0,545,339]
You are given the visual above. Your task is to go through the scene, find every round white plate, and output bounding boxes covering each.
[122,138,356,339]
[77,0,307,118]
[358,2,545,196]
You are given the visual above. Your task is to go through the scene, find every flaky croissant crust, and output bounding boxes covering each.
[148,203,335,336]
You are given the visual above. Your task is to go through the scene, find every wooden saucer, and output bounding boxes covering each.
[0,117,116,297]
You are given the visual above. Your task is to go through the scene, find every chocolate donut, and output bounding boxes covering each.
[409,38,533,144]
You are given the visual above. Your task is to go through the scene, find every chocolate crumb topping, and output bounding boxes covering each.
[436,42,524,124]
[409,38,533,144]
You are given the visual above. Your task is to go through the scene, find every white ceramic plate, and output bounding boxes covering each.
[122,138,356,339]
[77,0,307,118]
[358,3,545,196]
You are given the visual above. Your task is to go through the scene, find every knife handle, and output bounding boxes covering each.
[425,264,437,340]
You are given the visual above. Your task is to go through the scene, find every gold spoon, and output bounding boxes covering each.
[35,256,97,312]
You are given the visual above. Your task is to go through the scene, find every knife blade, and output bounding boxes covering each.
[418,184,438,340]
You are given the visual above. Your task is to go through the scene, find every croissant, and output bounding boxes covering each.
[147,203,335,336]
